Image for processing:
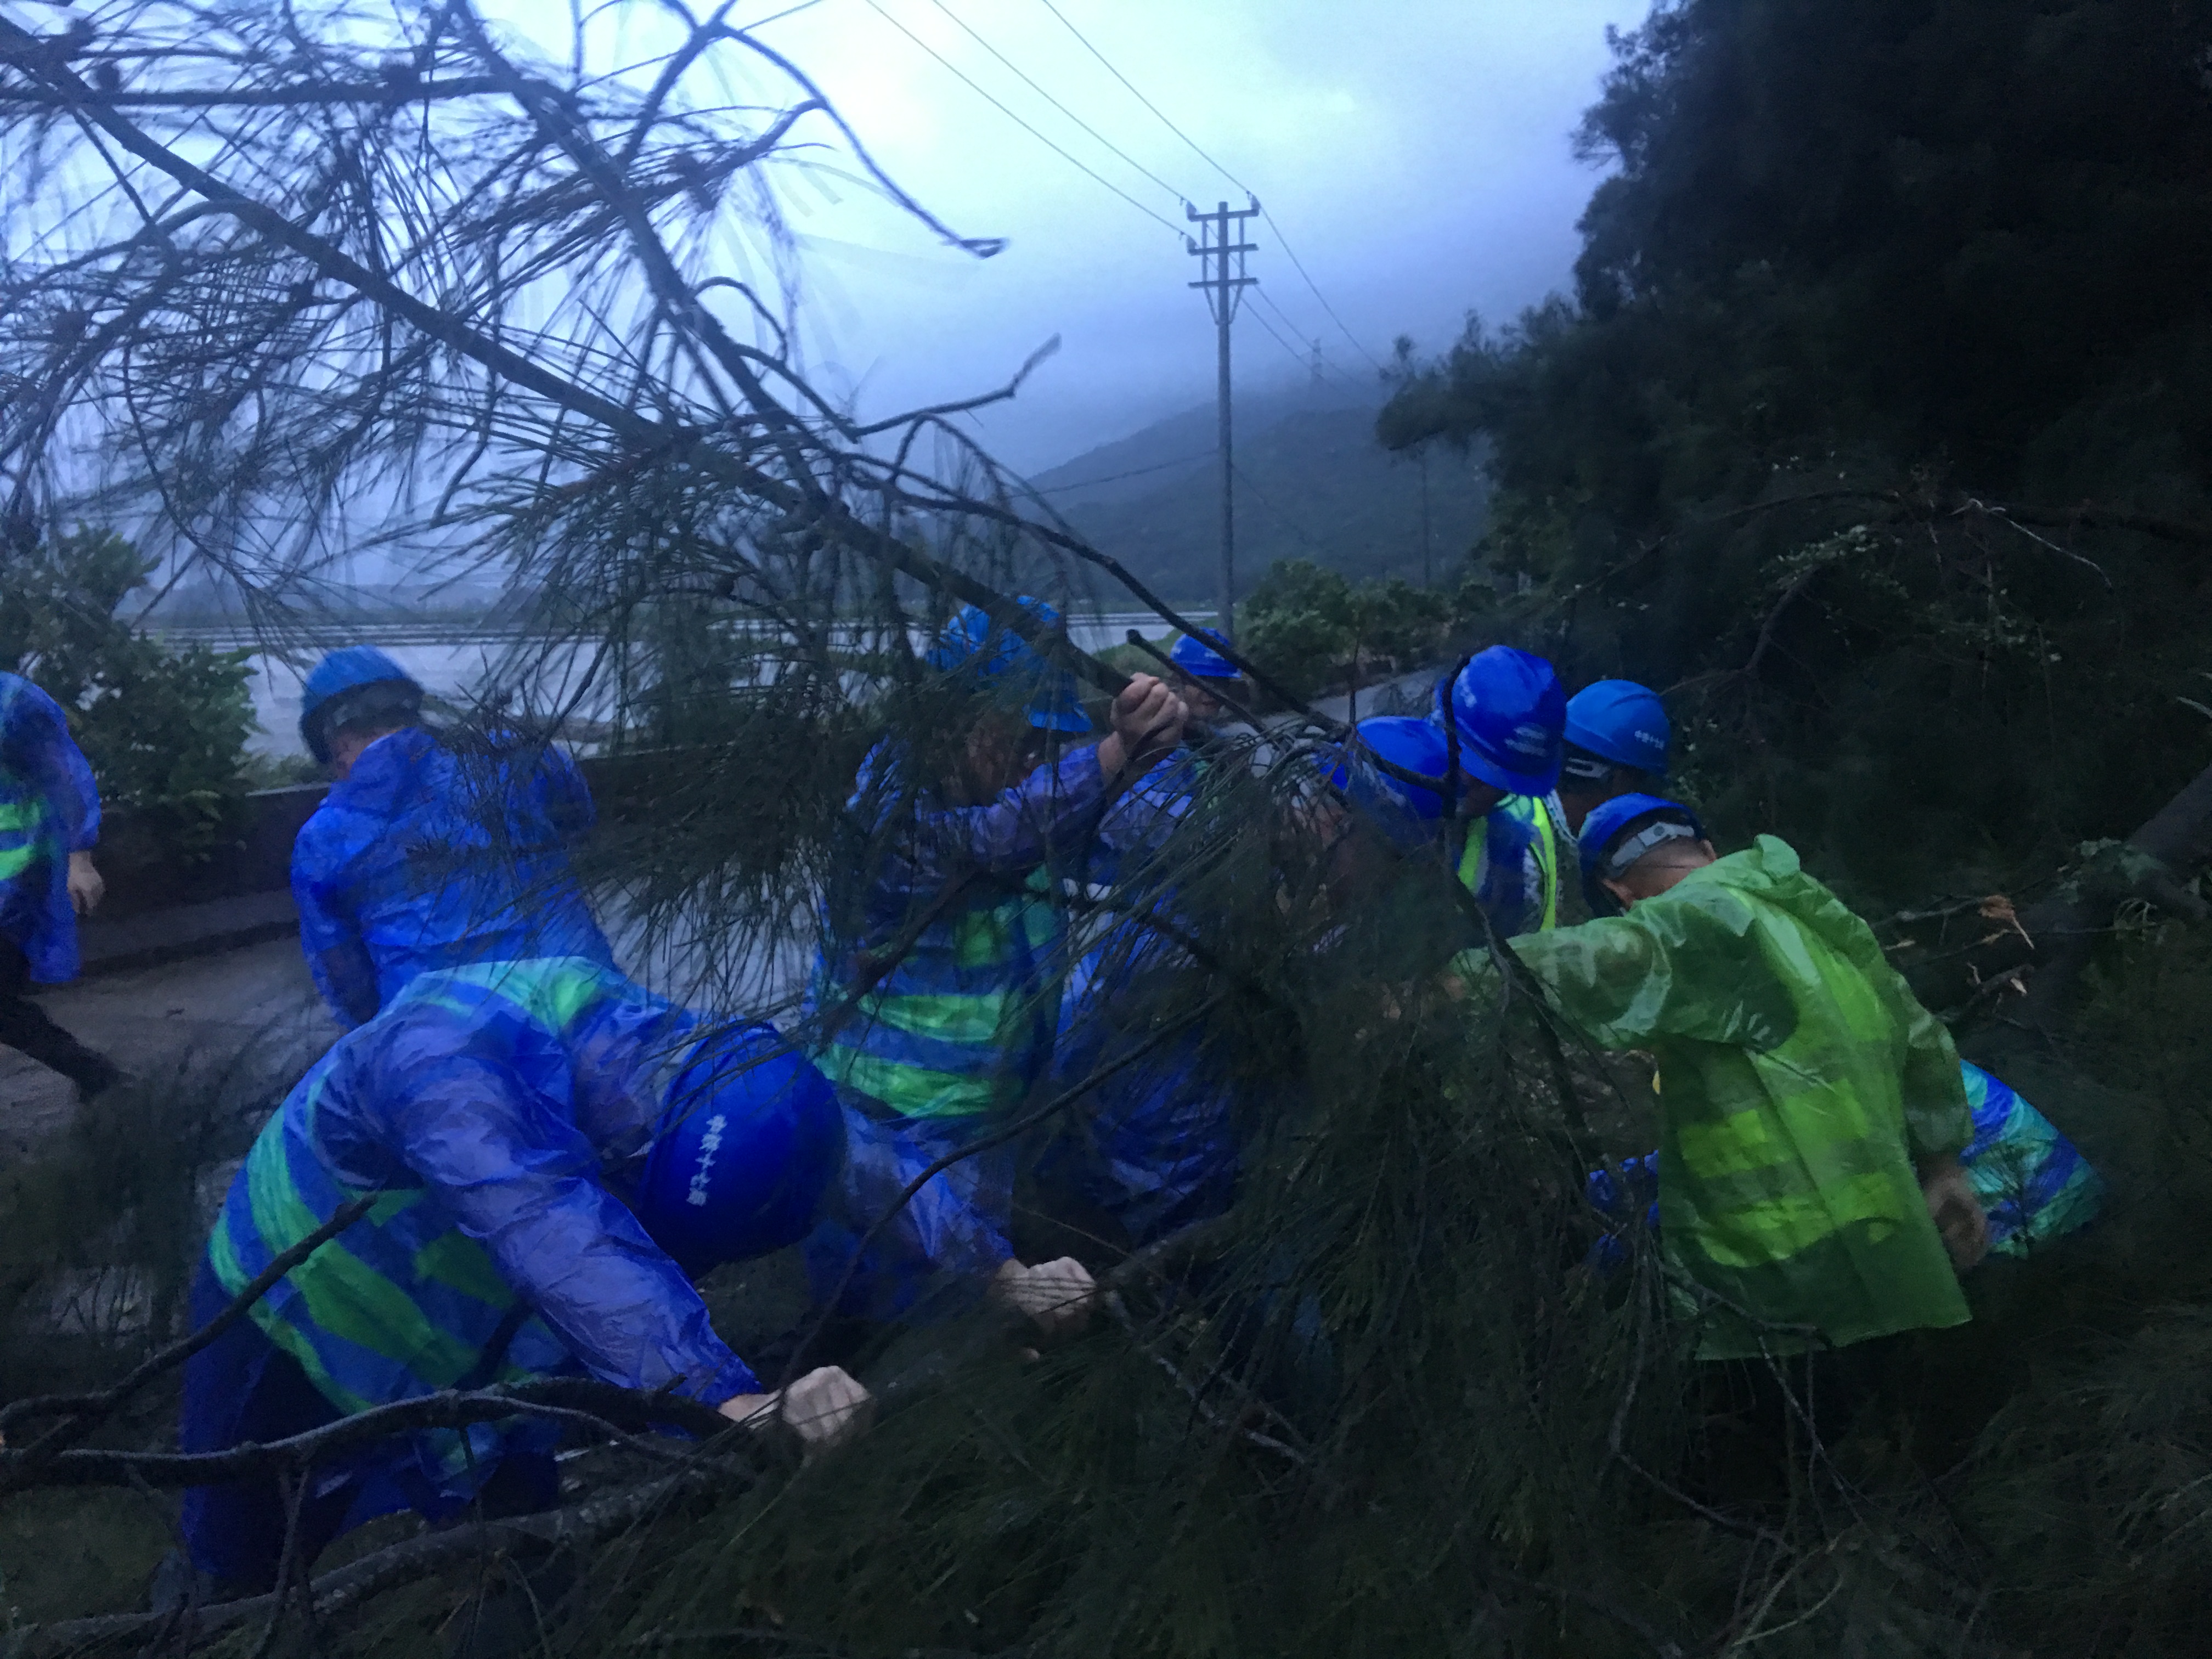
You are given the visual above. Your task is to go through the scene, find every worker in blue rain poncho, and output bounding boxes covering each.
[290,646,615,1026]
[171,956,867,1602]
[1429,646,1568,939]
[0,671,119,1097]
[1553,679,1673,838]
[804,600,1188,1334]
[1032,634,1248,1250]
[1165,627,1249,725]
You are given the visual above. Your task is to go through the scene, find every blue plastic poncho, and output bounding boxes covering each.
[0,672,100,983]
[1960,1062,2106,1255]
[204,958,794,1509]
[803,737,1110,1317]
[1036,754,1237,1246]
[291,725,614,1025]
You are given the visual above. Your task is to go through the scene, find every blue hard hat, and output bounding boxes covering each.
[1170,629,1240,680]
[1322,715,1452,846]
[1437,646,1565,797]
[1563,680,1671,780]
[300,645,422,763]
[927,598,1092,733]
[1578,793,1706,916]
[635,1022,844,1277]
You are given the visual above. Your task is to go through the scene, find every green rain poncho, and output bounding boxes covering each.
[1497,836,1973,1359]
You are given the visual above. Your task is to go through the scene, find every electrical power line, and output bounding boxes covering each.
[1261,207,1387,373]
[860,0,1182,234]
[1252,289,1365,391]
[1034,0,1251,195]
[1029,450,1214,495]
[1032,0,1386,370]
[922,0,1188,206]
[1248,298,1361,394]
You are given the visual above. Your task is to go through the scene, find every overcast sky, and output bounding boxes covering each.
[710,0,1650,474]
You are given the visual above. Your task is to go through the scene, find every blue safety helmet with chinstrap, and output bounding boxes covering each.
[1322,716,1452,847]
[1434,646,1565,797]
[927,597,1092,733]
[635,1023,844,1278]
[1170,628,1241,680]
[300,645,424,764]
[1563,680,1671,780]
[1578,793,1707,917]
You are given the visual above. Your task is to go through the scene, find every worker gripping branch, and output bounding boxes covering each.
[0,670,119,1098]
[1166,628,1249,724]
[290,646,615,1026]
[171,956,865,1602]
[805,599,1188,1335]
[1430,646,1568,938]
[1037,721,1236,1253]
[1462,795,1988,1359]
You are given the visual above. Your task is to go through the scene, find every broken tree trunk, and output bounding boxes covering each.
[1906,757,2212,1028]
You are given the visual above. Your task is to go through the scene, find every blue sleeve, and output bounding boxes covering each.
[0,676,100,849]
[532,744,596,838]
[384,1051,758,1402]
[291,823,382,1028]
[862,743,1110,891]
[1097,757,1191,861]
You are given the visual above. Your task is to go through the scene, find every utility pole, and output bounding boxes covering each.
[1187,196,1259,642]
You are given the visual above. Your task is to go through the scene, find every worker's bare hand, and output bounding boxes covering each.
[992,1255,1097,1335]
[718,1365,874,1451]
[1920,1157,1989,1273]
[1099,675,1187,776]
[780,1365,874,1448]
[66,851,103,916]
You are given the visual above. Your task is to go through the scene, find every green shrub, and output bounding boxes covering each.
[0,529,256,864]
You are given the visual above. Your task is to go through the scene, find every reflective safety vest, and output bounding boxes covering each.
[1455,793,1561,938]
[0,791,54,887]
[813,865,1065,1120]
[0,673,101,981]
[205,959,752,1506]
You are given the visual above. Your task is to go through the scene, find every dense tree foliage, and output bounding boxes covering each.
[1382,0,2212,901]
[0,529,255,863]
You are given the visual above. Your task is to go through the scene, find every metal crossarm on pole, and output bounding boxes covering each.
[1186,195,1261,644]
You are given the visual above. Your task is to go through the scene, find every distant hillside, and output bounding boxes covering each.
[1028,381,1488,603]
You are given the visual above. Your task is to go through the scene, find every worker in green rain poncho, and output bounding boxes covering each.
[1458,794,1988,1358]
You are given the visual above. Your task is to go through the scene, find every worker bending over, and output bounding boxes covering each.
[806,601,1187,1333]
[291,646,614,1026]
[1555,679,1671,836]
[0,672,118,1098]
[174,956,864,1600]
[1430,647,1567,938]
[1470,794,1988,1358]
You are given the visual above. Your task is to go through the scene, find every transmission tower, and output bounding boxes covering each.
[1187,196,1259,642]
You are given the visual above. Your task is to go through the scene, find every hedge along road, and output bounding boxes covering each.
[148,613,1206,759]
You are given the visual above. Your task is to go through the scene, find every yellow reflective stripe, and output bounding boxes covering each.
[1529,795,1559,931]
[816,1045,998,1119]
[859,988,1015,1045]
[1456,824,1485,893]
[1689,1170,1916,1268]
